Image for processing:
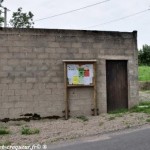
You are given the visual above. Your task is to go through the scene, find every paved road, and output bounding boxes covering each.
[47,125,150,150]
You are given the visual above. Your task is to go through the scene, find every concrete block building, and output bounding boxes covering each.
[0,28,138,119]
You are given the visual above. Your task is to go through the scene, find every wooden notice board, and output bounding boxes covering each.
[63,60,97,119]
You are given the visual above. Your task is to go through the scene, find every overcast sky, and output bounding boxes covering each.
[2,0,150,49]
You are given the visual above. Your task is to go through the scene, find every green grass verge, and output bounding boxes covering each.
[108,101,150,115]
[138,66,150,81]
[146,119,150,122]
[108,108,128,114]
[130,101,150,114]
[76,115,89,122]
[0,127,10,135]
[21,126,40,135]
[0,141,11,146]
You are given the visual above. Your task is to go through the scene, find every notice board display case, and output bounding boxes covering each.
[63,60,97,119]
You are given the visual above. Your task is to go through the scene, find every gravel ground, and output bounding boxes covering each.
[139,90,150,102]
[0,112,150,146]
[0,91,150,146]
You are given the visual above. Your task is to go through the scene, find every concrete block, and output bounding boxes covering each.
[26,66,37,71]
[9,84,21,90]
[21,95,33,102]
[14,102,27,108]
[0,59,7,65]
[15,90,27,96]
[51,77,62,82]
[14,66,25,71]
[56,83,64,89]
[0,84,8,90]
[2,66,13,71]
[59,42,72,48]
[2,90,14,96]
[14,78,26,83]
[52,89,64,95]
[26,78,37,83]
[71,42,82,48]
[93,43,102,48]
[0,46,9,52]
[49,54,61,59]
[38,65,49,71]
[48,42,60,47]
[37,53,49,59]
[8,59,20,66]
[9,108,22,118]
[2,102,14,108]
[20,60,32,66]
[33,83,45,89]
[0,53,13,59]
[39,77,50,83]
[46,83,57,89]
[33,47,45,53]
[0,109,9,119]
[1,78,13,84]
[40,89,52,95]
[55,48,67,53]
[45,48,55,53]
[27,89,39,95]
[32,59,44,65]
[0,96,9,102]
[0,72,8,77]
[8,96,20,102]
[9,47,32,53]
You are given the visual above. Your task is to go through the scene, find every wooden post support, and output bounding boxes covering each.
[93,62,97,116]
[64,62,69,120]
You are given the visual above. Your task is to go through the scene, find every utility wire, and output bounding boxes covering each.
[35,0,110,22]
[83,8,150,29]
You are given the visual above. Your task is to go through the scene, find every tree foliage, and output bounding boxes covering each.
[10,7,34,28]
[138,44,150,66]
[0,0,4,27]
[0,10,4,27]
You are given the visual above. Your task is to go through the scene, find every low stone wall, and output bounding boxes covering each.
[139,81,150,90]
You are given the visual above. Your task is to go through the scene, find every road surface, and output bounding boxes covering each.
[47,125,150,150]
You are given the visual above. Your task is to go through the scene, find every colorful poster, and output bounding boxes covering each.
[84,69,90,77]
[79,68,84,77]
[73,76,79,84]
[67,64,94,85]
[79,76,84,84]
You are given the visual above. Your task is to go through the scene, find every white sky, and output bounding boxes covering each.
[2,0,150,49]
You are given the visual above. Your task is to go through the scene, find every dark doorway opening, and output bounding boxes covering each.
[106,60,128,112]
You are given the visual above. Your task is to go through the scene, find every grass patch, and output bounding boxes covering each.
[108,108,128,114]
[0,127,10,135]
[138,66,150,81]
[21,126,40,135]
[76,115,89,122]
[0,141,11,146]
[130,101,150,114]
[146,119,150,122]
[108,109,128,120]
[144,90,150,94]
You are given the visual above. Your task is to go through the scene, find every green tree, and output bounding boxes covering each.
[10,7,34,28]
[0,10,4,27]
[138,44,150,66]
[0,0,4,27]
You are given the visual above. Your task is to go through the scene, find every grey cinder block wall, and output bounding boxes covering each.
[0,28,138,119]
